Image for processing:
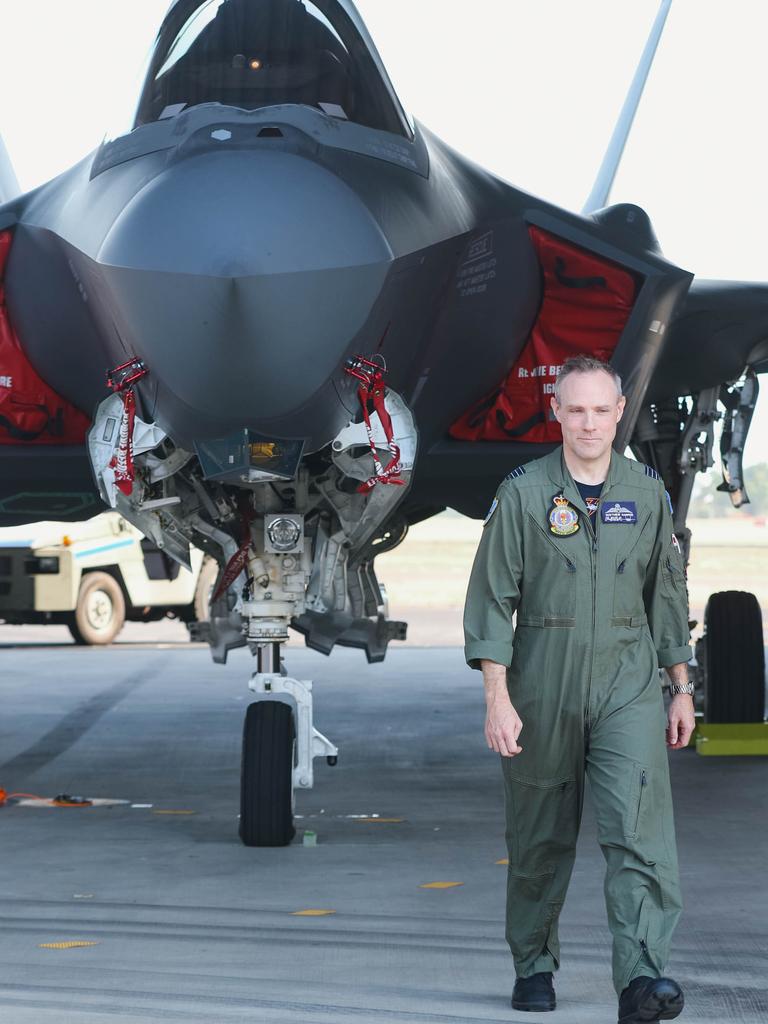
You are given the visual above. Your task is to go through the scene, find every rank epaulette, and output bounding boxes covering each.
[643,465,661,480]
[505,465,527,481]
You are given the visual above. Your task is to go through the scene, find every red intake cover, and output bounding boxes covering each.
[450,226,637,443]
[0,230,91,444]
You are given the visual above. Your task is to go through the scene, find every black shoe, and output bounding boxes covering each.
[618,975,684,1023]
[511,971,556,1012]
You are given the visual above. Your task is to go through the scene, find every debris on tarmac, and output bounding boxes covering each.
[38,941,99,950]
[419,881,464,889]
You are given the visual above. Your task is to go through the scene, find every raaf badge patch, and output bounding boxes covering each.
[483,496,499,526]
[548,494,579,536]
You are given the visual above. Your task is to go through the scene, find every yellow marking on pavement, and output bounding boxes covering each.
[152,810,197,815]
[353,817,405,823]
[39,941,98,949]
[419,881,464,889]
[496,858,509,865]
[292,909,336,916]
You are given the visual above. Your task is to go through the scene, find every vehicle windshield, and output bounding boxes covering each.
[133,0,408,137]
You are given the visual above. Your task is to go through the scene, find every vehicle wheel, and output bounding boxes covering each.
[704,590,765,722]
[67,572,126,646]
[239,701,296,847]
[192,556,219,622]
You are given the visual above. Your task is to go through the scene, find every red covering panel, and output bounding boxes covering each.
[0,230,90,444]
[449,226,637,443]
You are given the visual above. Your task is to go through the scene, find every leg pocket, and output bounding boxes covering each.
[503,768,580,874]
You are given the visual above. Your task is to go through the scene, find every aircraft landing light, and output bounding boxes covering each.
[495,858,509,865]
[292,909,336,916]
[419,882,464,889]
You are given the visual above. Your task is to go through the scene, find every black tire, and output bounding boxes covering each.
[239,701,296,847]
[67,572,126,645]
[192,556,219,622]
[704,590,765,723]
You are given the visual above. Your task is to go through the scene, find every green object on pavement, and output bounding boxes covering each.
[695,722,768,756]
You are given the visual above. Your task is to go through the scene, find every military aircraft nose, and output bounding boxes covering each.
[97,148,392,445]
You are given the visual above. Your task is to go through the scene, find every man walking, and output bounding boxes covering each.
[464,356,694,1022]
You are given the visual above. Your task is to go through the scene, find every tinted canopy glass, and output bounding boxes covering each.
[134,0,408,136]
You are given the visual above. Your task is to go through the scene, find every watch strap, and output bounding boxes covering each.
[669,681,695,696]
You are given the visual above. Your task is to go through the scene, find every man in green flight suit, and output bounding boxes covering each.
[464,356,694,1023]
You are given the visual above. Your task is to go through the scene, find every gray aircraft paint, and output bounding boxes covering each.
[0,0,765,528]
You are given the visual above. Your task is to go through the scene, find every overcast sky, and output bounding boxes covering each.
[1,0,766,466]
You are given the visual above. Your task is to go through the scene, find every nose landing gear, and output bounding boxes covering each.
[239,640,338,847]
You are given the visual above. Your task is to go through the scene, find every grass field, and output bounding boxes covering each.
[377,513,768,647]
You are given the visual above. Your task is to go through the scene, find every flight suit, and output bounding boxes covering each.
[463,446,691,995]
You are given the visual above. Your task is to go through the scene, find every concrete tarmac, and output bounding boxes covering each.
[0,639,766,1023]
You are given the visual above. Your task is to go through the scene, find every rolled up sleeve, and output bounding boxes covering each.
[463,484,524,671]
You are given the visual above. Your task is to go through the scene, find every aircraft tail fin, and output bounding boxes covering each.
[582,0,673,215]
[0,135,21,205]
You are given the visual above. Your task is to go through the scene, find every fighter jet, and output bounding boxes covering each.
[1,0,765,845]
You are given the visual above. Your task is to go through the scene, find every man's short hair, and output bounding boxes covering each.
[554,356,623,405]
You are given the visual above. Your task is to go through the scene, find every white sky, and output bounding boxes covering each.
[1,0,767,464]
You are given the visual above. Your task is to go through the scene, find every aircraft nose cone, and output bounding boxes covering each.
[97,149,392,445]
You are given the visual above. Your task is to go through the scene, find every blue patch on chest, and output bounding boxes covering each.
[601,500,638,524]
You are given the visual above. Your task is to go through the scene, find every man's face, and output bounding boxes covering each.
[550,370,625,462]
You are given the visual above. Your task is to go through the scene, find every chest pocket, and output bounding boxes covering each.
[520,513,577,623]
[612,507,654,619]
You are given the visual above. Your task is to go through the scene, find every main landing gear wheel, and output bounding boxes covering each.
[704,590,765,723]
[67,571,126,645]
[239,701,296,847]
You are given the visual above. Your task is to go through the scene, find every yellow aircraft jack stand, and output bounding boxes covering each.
[694,723,768,756]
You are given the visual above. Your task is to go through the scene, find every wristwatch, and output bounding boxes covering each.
[669,681,695,697]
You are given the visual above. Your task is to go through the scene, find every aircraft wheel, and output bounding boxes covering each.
[239,701,296,847]
[703,590,765,722]
[67,572,126,645]
[192,555,219,622]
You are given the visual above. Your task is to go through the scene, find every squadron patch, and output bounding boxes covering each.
[548,494,580,536]
[601,501,638,524]
[483,496,499,526]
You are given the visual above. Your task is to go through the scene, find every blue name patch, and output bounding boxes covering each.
[601,501,637,524]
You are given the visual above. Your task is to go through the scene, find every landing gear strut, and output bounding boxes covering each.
[239,640,338,847]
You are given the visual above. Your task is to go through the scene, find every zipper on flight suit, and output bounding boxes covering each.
[632,769,647,835]
[582,509,598,730]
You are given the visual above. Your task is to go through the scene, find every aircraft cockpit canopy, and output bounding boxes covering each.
[133,0,410,137]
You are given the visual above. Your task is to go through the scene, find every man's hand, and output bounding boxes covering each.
[481,659,523,757]
[666,694,695,750]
